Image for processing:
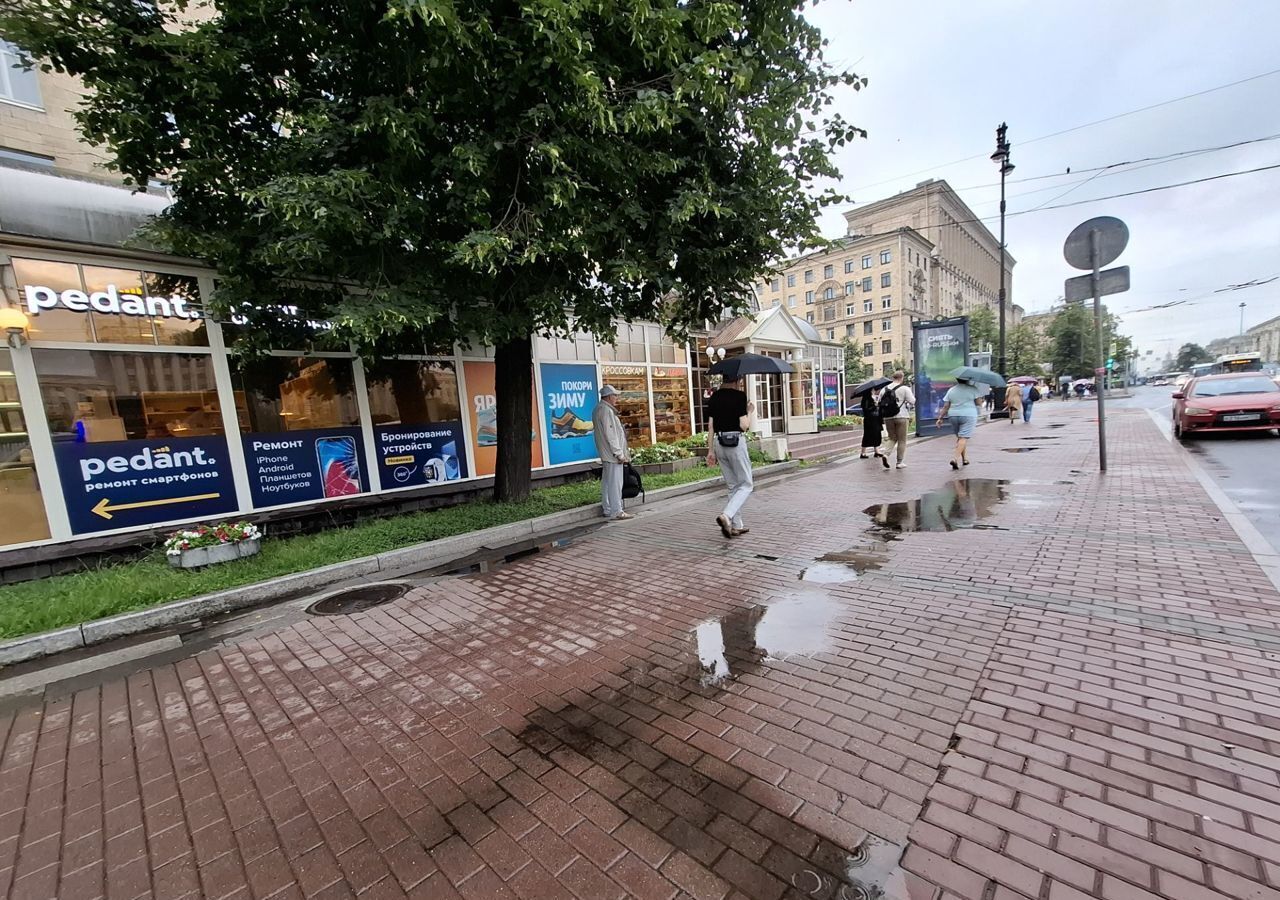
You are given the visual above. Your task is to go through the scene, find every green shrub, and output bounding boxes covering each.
[674,432,708,449]
[819,415,862,428]
[630,442,693,465]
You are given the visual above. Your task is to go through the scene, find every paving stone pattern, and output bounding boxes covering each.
[1,405,1278,899]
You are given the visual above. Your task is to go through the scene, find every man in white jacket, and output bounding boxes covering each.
[592,385,633,520]
[885,370,915,469]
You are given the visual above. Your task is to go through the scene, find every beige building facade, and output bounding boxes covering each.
[0,39,115,181]
[757,179,1019,376]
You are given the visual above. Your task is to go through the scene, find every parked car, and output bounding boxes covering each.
[1172,374,1280,440]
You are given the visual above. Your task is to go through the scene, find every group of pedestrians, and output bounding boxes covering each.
[858,370,914,469]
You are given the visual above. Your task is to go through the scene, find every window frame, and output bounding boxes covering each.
[0,40,43,110]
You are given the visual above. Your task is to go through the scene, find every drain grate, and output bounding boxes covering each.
[307,583,408,616]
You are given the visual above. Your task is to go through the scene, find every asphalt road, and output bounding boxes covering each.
[1113,384,1280,554]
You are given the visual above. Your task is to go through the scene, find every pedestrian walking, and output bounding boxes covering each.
[1004,382,1022,423]
[884,370,914,469]
[704,375,755,538]
[592,385,633,521]
[859,384,892,467]
[935,376,983,470]
[1022,383,1040,422]
[1074,382,1086,400]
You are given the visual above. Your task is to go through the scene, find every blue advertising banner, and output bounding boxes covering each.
[242,427,367,508]
[540,363,599,466]
[53,435,239,535]
[912,317,969,437]
[374,421,468,489]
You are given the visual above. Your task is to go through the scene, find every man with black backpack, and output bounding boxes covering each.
[884,370,914,469]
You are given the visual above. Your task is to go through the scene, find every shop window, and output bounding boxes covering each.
[7,258,206,346]
[366,359,467,486]
[599,323,645,363]
[232,356,367,506]
[602,366,651,447]
[651,366,691,443]
[34,348,225,442]
[0,348,51,545]
[789,362,815,417]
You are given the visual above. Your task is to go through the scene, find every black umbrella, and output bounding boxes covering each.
[707,353,794,380]
[848,376,892,398]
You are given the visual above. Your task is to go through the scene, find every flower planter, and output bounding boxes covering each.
[633,456,699,476]
[168,538,261,569]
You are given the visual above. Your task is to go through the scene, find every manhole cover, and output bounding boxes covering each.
[307,583,408,616]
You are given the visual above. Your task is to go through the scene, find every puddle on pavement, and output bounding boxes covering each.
[800,545,887,583]
[863,479,1008,534]
[1000,447,1039,452]
[695,591,838,685]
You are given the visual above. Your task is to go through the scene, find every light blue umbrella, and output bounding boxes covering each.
[951,366,1007,388]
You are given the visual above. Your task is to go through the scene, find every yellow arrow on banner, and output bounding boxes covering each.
[91,493,221,520]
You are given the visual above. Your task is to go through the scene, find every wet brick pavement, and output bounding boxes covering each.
[1,404,1279,899]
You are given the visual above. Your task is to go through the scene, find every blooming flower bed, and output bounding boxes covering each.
[165,522,262,569]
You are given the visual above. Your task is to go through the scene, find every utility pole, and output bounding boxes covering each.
[991,124,1014,384]
[1239,302,1247,335]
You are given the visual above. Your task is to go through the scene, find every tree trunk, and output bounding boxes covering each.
[493,334,534,503]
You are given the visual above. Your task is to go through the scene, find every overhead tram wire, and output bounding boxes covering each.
[846,67,1280,192]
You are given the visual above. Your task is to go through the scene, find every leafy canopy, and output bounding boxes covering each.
[3,0,866,353]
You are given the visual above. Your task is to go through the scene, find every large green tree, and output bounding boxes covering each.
[4,0,864,500]
[967,306,997,351]
[1046,303,1129,380]
[1175,343,1213,371]
[1005,323,1041,376]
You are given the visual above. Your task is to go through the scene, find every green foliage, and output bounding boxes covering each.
[1045,304,1128,378]
[673,432,708,449]
[967,306,998,350]
[818,415,862,428]
[1006,324,1042,375]
[840,338,871,383]
[2,0,866,500]
[748,446,772,466]
[1175,343,1213,371]
[630,442,693,465]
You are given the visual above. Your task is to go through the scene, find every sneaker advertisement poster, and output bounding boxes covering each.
[461,361,545,476]
[540,363,599,466]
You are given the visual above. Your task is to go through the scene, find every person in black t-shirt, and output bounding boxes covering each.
[704,376,755,538]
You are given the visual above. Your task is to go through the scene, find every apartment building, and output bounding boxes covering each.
[756,179,1020,376]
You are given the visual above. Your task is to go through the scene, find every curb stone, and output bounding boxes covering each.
[0,461,799,667]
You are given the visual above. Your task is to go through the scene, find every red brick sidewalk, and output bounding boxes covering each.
[1,404,1277,900]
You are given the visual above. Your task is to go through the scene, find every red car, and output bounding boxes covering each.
[1172,373,1280,440]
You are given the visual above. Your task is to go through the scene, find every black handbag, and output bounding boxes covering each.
[716,432,741,448]
[621,463,645,501]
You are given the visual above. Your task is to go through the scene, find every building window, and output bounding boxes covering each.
[862,255,873,269]
[861,277,872,292]
[806,312,815,324]
[787,274,796,287]
[804,269,814,283]
[827,329,835,341]
[862,343,873,357]
[0,41,42,109]
[863,321,873,335]
[846,324,856,337]
[845,303,855,317]
[882,340,893,354]
[823,265,834,279]
[880,249,892,265]
[844,282,855,296]
[844,260,855,274]
[881,272,892,288]
[822,306,835,322]
[823,287,835,300]
[0,348,51,545]
[863,300,873,313]
[805,290,814,305]
[882,296,892,309]
[882,318,893,331]
[787,294,796,307]
[0,147,54,168]
[771,278,780,291]
[882,361,894,376]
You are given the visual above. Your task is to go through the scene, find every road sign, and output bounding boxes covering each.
[1064,266,1130,302]
[1064,217,1129,270]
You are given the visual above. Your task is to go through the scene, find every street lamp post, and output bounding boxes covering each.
[1239,301,1247,335]
[991,123,1014,381]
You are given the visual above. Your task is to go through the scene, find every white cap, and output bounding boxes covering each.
[600,385,620,398]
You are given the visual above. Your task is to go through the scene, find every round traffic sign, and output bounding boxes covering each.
[1064,216,1129,270]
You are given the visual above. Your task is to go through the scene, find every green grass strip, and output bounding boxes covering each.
[0,465,726,641]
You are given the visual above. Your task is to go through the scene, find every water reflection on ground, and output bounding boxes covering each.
[695,591,839,686]
[863,478,1008,534]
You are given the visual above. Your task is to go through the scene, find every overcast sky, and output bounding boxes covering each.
[805,0,1280,366]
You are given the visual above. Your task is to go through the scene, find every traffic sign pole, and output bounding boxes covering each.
[1091,228,1108,472]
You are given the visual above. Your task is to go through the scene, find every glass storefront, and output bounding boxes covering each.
[0,249,698,547]
[602,365,651,447]
[0,349,51,544]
